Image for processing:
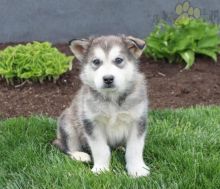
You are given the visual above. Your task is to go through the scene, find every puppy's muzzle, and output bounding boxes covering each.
[103,75,114,88]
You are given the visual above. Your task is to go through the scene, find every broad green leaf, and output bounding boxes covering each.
[197,36,220,48]
[195,49,218,62]
[179,50,195,69]
[170,36,193,52]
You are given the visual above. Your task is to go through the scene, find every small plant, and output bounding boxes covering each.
[0,42,73,84]
[145,18,220,69]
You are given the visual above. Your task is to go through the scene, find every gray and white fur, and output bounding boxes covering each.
[53,35,150,177]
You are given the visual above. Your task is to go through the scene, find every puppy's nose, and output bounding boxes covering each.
[103,75,114,85]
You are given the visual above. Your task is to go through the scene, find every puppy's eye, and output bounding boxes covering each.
[115,57,123,64]
[92,59,101,66]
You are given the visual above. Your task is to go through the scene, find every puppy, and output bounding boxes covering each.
[53,35,150,177]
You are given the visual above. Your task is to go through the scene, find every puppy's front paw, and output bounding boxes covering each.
[127,164,150,178]
[91,165,109,174]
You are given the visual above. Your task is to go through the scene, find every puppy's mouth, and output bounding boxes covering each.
[104,83,114,88]
[101,83,117,91]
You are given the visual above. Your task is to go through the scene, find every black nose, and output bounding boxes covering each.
[103,75,114,85]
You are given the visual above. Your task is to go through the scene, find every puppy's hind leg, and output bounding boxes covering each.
[67,151,91,162]
[53,113,91,163]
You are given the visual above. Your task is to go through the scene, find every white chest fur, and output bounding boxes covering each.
[85,95,147,146]
[94,111,133,146]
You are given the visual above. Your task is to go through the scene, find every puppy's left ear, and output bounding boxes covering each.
[69,38,90,62]
[124,36,146,58]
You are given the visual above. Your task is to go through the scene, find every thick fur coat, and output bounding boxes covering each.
[53,35,150,177]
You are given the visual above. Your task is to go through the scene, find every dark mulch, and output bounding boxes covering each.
[0,43,220,119]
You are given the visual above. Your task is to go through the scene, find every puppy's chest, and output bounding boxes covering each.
[93,106,134,145]
[94,110,133,127]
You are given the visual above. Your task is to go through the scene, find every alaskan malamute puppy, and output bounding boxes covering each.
[53,35,150,177]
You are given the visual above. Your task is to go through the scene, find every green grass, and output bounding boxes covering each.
[0,106,220,189]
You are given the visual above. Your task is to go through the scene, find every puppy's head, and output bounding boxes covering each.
[69,35,146,95]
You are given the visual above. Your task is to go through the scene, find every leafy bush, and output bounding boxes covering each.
[0,42,73,84]
[145,18,220,69]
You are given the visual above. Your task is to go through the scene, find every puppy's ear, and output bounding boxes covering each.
[124,36,146,58]
[69,38,90,62]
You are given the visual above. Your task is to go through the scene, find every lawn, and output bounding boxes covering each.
[0,106,220,189]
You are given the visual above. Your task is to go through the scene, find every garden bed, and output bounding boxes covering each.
[0,43,220,119]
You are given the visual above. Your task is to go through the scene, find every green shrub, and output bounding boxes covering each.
[145,18,220,69]
[0,42,73,84]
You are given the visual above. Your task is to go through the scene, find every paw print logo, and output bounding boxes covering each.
[175,1,201,21]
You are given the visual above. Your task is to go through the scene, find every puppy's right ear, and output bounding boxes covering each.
[69,39,90,62]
